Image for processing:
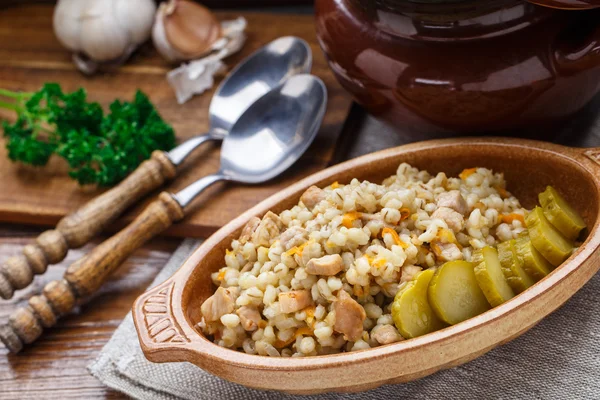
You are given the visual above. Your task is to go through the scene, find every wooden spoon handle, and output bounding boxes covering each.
[0,192,184,353]
[0,150,176,300]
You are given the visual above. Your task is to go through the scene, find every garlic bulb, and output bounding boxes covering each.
[53,0,156,74]
[153,0,224,63]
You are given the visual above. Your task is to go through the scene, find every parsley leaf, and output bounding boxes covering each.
[0,84,176,186]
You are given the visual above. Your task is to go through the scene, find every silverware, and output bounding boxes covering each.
[175,74,327,208]
[0,37,312,299]
[168,36,313,165]
[0,74,327,353]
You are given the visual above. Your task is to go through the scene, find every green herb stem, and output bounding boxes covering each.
[0,100,20,112]
[0,88,33,100]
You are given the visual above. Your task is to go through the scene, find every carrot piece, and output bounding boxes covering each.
[500,213,525,225]
[459,168,477,180]
[382,227,408,248]
[342,211,362,228]
[284,240,310,257]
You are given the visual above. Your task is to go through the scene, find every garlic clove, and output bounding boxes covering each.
[53,0,88,52]
[79,0,130,61]
[152,12,181,63]
[164,0,222,56]
[114,0,156,45]
[153,0,222,63]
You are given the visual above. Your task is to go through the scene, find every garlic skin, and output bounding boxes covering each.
[53,0,156,74]
[166,17,247,104]
[153,0,223,63]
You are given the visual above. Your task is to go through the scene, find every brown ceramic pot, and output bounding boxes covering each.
[315,0,600,134]
[133,138,600,394]
[529,0,600,10]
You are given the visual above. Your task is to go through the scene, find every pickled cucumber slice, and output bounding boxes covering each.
[497,240,535,294]
[514,236,553,281]
[428,261,491,325]
[474,246,515,307]
[526,207,574,266]
[471,249,483,265]
[539,186,586,241]
[391,269,445,339]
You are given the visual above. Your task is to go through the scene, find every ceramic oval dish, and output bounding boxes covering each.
[133,138,600,394]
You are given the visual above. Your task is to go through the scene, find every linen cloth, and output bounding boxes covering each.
[89,238,600,399]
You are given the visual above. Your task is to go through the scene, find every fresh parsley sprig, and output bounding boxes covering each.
[0,83,176,186]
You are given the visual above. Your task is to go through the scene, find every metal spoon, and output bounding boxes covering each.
[0,36,312,300]
[168,36,313,164]
[174,74,327,208]
[0,74,327,353]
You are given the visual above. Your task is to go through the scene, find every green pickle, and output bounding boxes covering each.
[526,207,574,266]
[389,186,584,337]
[514,236,553,281]
[428,261,490,325]
[391,269,445,339]
[497,240,535,293]
[471,249,484,265]
[539,186,586,241]
[474,246,515,307]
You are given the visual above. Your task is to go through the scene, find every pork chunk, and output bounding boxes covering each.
[333,290,366,341]
[300,186,326,210]
[371,324,404,345]
[236,306,262,331]
[306,254,344,276]
[251,212,282,247]
[436,190,469,216]
[279,290,313,314]
[239,217,260,244]
[432,206,465,232]
[431,240,463,262]
[280,226,308,250]
[201,287,239,322]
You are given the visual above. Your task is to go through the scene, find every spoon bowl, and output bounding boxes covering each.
[134,138,600,394]
[208,36,313,138]
[220,74,327,183]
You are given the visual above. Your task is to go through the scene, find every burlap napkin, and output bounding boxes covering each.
[89,238,600,399]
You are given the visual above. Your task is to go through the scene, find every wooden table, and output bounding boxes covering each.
[2,4,600,400]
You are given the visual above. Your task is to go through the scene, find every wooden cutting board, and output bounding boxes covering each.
[0,5,353,238]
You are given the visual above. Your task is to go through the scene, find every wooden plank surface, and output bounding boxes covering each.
[0,5,352,238]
